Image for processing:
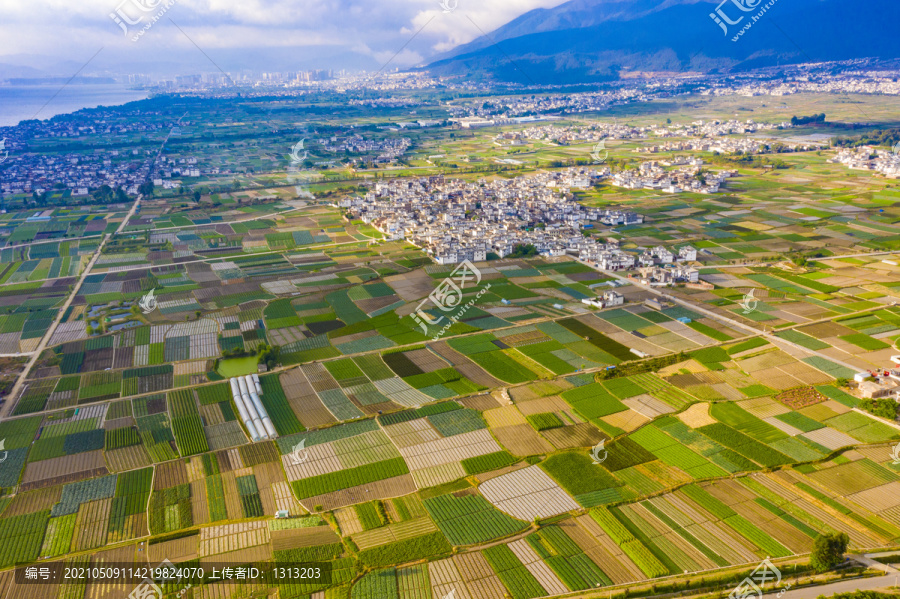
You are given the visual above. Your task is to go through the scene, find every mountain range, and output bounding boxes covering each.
[426,0,900,83]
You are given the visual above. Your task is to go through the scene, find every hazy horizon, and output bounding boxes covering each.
[0,0,570,80]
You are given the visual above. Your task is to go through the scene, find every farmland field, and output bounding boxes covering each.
[7,89,900,599]
[424,493,528,545]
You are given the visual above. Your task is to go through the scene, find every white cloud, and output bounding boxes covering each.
[372,48,424,70]
[0,0,569,70]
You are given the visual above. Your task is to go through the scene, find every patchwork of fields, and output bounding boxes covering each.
[0,196,899,599]
[3,327,900,598]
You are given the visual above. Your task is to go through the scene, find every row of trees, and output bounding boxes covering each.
[859,397,900,420]
[831,127,900,149]
[791,113,827,126]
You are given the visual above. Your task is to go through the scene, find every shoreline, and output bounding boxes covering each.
[0,83,151,128]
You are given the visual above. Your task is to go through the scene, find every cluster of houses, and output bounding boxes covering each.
[648,119,785,139]
[598,210,643,226]
[637,265,700,285]
[704,72,900,98]
[344,168,616,263]
[348,97,422,108]
[641,245,697,265]
[514,123,645,145]
[0,148,152,199]
[342,168,702,287]
[640,246,700,284]
[634,135,817,155]
[502,119,789,151]
[610,160,735,194]
[340,72,450,93]
[828,146,900,179]
[154,155,227,183]
[0,108,178,144]
[445,88,647,120]
[581,243,700,285]
[320,135,412,164]
[0,109,184,199]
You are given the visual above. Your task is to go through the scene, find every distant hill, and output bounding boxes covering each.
[426,0,900,83]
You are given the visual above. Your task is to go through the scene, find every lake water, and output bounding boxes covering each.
[0,84,150,127]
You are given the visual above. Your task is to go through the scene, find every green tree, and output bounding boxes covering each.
[859,398,898,420]
[139,180,155,197]
[789,252,809,267]
[791,113,826,126]
[92,184,114,203]
[509,243,538,258]
[32,190,50,207]
[810,532,849,572]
